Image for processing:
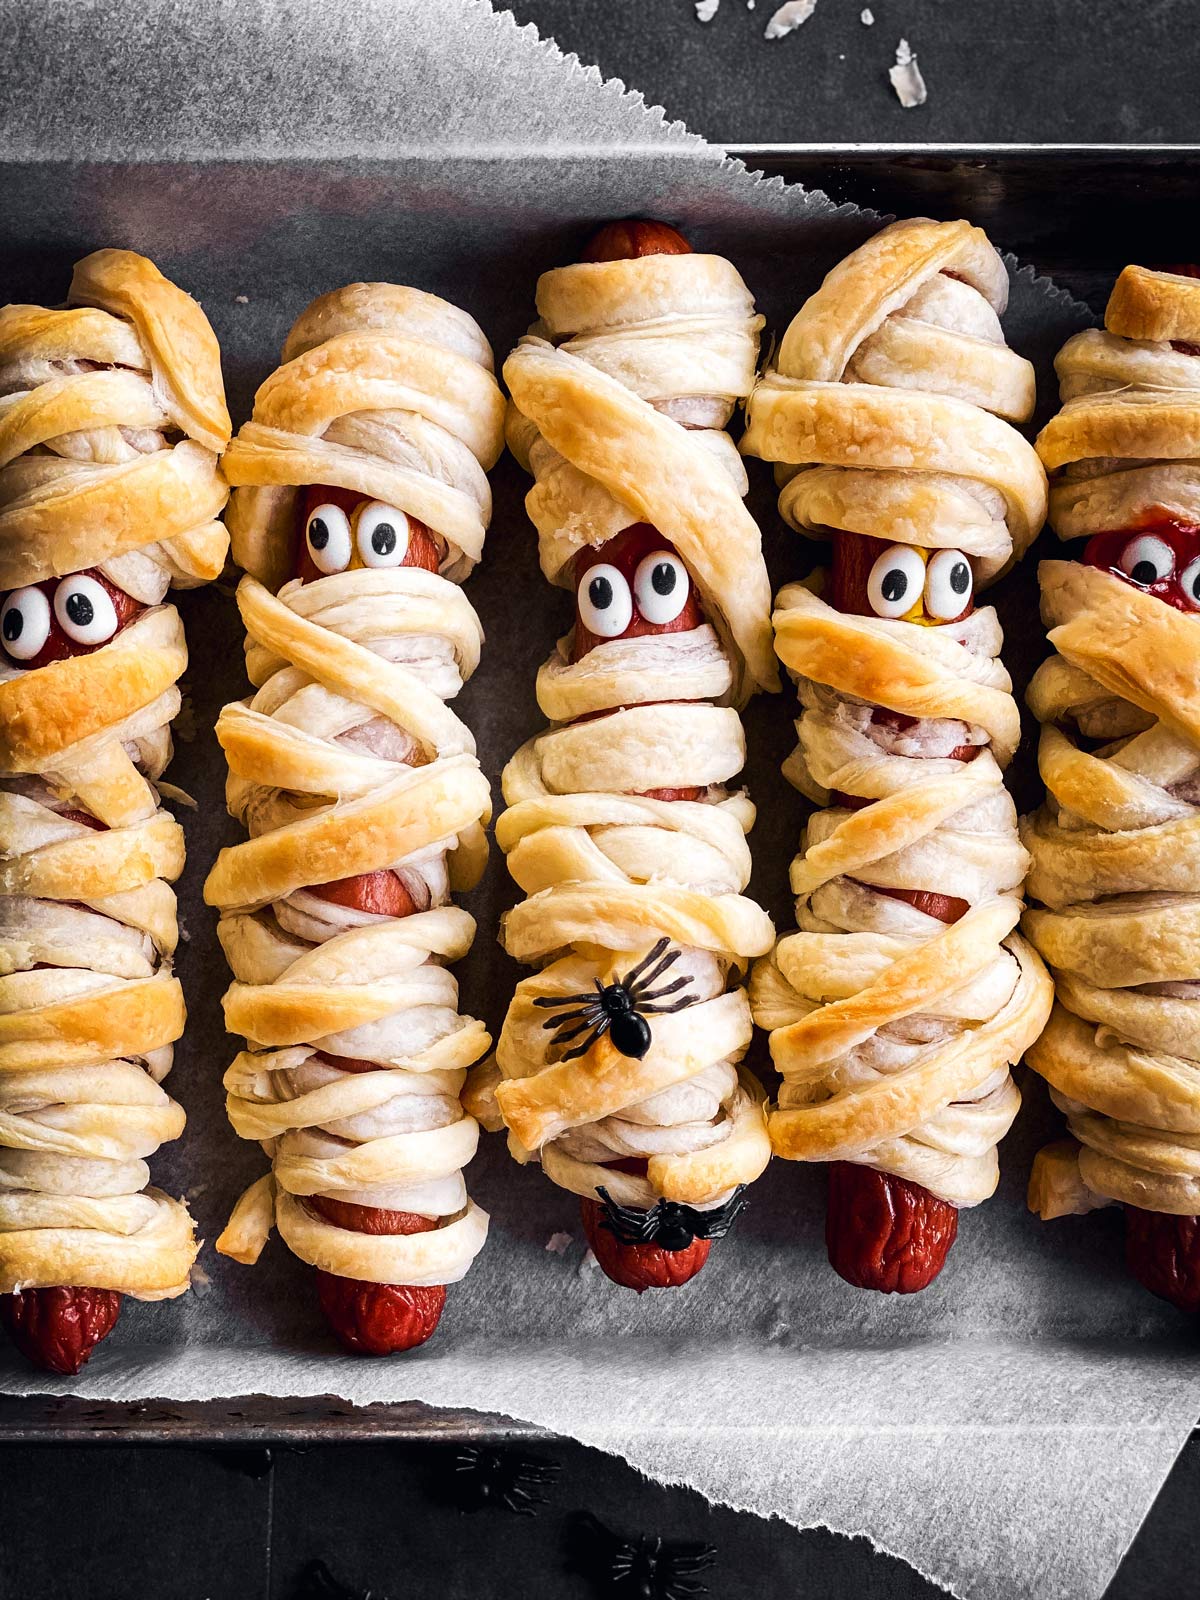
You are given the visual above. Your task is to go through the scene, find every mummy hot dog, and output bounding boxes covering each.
[208,284,503,1354]
[743,219,1054,1293]
[1023,265,1200,1313]
[465,221,777,1292]
[0,250,230,1370]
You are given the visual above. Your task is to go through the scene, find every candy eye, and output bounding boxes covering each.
[924,548,974,621]
[53,575,118,646]
[0,586,51,662]
[577,563,633,638]
[306,503,352,575]
[1180,556,1200,609]
[866,545,926,619]
[356,501,411,569]
[1118,534,1174,587]
[633,551,690,625]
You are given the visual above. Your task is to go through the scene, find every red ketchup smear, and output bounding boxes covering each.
[0,803,121,1370]
[580,1158,711,1293]
[1083,517,1200,614]
[570,221,718,1290]
[820,528,975,1290]
[295,484,441,585]
[2,569,143,671]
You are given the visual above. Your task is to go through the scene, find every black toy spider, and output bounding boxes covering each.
[595,1185,748,1253]
[450,1445,561,1515]
[533,937,695,1061]
[568,1510,717,1600]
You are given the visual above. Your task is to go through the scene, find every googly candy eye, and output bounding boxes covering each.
[355,502,411,569]
[866,544,926,619]
[1179,555,1200,609]
[924,548,974,621]
[577,563,633,638]
[633,551,691,625]
[53,575,119,646]
[306,503,353,574]
[1119,534,1174,587]
[0,586,51,661]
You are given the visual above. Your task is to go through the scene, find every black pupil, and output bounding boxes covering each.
[309,517,329,551]
[1130,559,1160,585]
[651,561,676,596]
[371,522,397,556]
[3,608,22,641]
[65,592,94,627]
[950,561,970,595]
[589,575,614,611]
[881,568,909,603]
[1191,570,1200,599]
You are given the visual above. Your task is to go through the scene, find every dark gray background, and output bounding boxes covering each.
[504,0,1195,145]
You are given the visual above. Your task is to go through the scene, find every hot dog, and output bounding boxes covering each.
[743,218,1053,1293]
[208,284,503,1353]
[471,221,777,1291]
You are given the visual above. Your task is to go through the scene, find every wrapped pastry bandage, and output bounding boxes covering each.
[210,284,502,1287]
[744,218,1053,1209]
[471,240,775,1219]
[0,250,230,1298]
[1023,265,1200,1219]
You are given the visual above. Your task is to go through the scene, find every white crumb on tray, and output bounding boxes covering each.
[695,0,720,21]
[189,1263,212,1297]
[233,293,249,304]
[764,0,817,38]
[545,1231,573,1255]
[861,7,874,23]
[578,1247,601,1276]
[889,37,927,107]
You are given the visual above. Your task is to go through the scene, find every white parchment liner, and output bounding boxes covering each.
[0,4,1196,1598]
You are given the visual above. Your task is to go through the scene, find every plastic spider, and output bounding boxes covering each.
[451,1445,561,1515]
[595,1185,749,1252]
[568,1511,717,1600]
[533,938,695,1061]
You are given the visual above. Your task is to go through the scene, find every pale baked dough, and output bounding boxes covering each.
[1023,267,1200,1217]
[744,219,1053,1206]
[0,249,230,1297]
[209,285,500,1287]
[464,244,775,1217]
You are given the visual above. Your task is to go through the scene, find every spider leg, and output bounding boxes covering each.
[595,1187,657,1243]
[541,1004,603,1031]
[634,974,692,1003]
[532,990,599,1009]
[618,937,672,991]
[550,1016,607,1048]
[637,943,683,990]
[561,1018,610,1061]
[638,994,698,1015]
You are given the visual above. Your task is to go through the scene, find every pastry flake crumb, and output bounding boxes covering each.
[889,37,928,107]
[861,7,874,22]
[764,0,817,38]
[545,1230,573,1255]
[233,293,249,304]
[695,0,720,21]
[578,1247,601,1275]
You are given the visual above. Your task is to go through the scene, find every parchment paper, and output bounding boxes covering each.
[0,5,1197,1598]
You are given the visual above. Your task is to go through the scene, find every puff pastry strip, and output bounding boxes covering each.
[466,220,774,1293]
[743,218,1053,1293]
[209,284,500,1352]
[1023,264,1200,1312]
[0,250,230,1370]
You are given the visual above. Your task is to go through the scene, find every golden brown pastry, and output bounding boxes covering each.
[465,219,775,1293]
[208,283,503,1353]
[742,218,1053,1293]
[1023,263,1200,1313]
[0,249,229,1371]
